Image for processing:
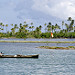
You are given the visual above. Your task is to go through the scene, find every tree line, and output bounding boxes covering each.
[0,17,75,38]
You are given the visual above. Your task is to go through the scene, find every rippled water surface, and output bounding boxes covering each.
[0,39,75,75]
[1,38,75,41]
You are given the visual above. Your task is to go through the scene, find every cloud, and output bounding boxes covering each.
[1,0,75,29]
[32,0,75,19]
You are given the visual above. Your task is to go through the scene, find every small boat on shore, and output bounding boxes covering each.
[0,54,39,58]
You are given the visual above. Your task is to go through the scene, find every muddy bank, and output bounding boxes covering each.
[38,46,75,50]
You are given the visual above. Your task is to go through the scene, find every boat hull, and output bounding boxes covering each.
[0,54,39,58]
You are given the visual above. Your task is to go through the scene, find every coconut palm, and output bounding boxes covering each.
[0,23,3,32]
[67,17,72,21]
[67,17,74,31]
[44,23,47,32]
[52,25,54,33]
[14,24,18,33]
[39,25,42,30]
[74,26,75,32]
[69,20,74,31]
[36,27,40,34]
[2,24,4,33]
[10,24,14,35]
[54,24,57,32]
[62,21,64,30]
[24,21,26,25]
[65,23,69,32]
[11,24,13,26]
[47,22,52,32]
[30,22,34,31]
[5,24,8,33]
[32,26,34,32]
[29,26,32,31]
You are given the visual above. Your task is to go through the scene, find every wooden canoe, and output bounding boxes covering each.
[0,54,39,58]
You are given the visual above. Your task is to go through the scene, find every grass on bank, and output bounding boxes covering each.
[0,40,75,43]
[38,46,75,50]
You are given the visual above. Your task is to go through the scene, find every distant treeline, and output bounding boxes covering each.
[0,17,75,38]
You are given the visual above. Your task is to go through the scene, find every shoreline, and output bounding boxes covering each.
[0,40,75,43]
[38,46,75,50]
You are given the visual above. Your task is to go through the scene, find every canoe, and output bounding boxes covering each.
[0,54,39,58]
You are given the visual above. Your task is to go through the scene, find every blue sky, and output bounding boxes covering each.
[0,0,75,31]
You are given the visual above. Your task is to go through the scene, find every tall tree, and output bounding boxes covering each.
[11,28,15,35]
[74,26,75,32]
[44,23,47,32]
[39,25,42,30]
[0,23,3,32]
[5,24,8,33]
[47,22,52,32]
[36,27,40,35]
[54,24,60,32]
[14,24,18,33]
[52,25,54,33]
[67,17,72,21]
[19,23,23,32]
[62,21,64,30]
[30,22,34,32]
[2,24,4,33]
[65,23,69,32]
[69,20,74,31]
[67,17,74,31]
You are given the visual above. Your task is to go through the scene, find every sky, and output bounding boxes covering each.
[0,0,75,31]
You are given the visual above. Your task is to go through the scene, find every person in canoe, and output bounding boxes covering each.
[0,52,4,56]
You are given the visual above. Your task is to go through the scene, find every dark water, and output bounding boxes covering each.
[0,40,75,75]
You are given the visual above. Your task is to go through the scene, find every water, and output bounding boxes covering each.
[0,39,75,75]
[1,38,75,42]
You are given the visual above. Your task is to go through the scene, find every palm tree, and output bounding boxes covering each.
[11,28,15,35]
[19,23,23,32]
[14,24,18,33]
[52,25,54,33]
[0,28,1,32]
[29,22,34,35]
[44,23,47,32]
[36,27,40,35]
[11,24,13,26]
[0,23,3,32]
[54,24,60,32]
[20,23,22,29]
[65,23,69,32]
[62,21,64,30]
[69,20,74,31]
[74,26,75,32]
[32,26,34,32]
[67,17,72,21]
[24,21,26,24]
[23,24,28,30]
[54,24,57,32]
[39,25,42,30]
[5,24,8,33]
[2,24,4,33]
[31,22,33,26]
[30,22,34,32]
[47,22,52,32]
[67,17,74,31]
[29,26,32,31]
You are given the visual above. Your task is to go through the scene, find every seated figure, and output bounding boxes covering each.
[0,52,4,56]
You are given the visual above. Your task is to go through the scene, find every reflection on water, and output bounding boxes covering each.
[0,42,75,75]
[0,38,75,41]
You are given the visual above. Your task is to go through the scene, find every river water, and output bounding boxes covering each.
[0,39,75,75]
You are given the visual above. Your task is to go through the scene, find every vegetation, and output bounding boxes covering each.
[0,17,75,38]
[38,46,75,50]
[0,40,75,43]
